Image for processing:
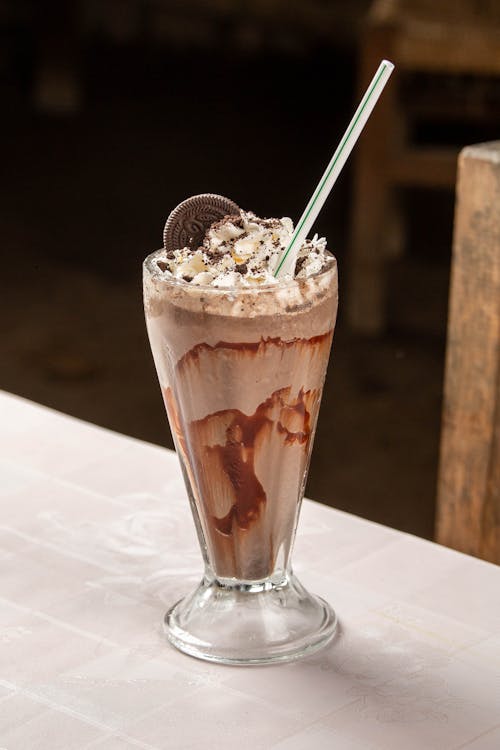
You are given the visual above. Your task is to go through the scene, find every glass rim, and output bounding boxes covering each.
[143,248,337,296]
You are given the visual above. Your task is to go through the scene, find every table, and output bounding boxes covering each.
[0,390,499,750]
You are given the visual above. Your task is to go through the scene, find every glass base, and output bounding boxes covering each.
[164,572,337,665]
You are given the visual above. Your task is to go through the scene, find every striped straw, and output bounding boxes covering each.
[274,59,394,278]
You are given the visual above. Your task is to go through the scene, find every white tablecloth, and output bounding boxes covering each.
[0,391,499,749]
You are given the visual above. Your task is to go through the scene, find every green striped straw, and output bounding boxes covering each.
[274,59,394,278]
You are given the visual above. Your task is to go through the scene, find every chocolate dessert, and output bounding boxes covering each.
[144,200,337,581]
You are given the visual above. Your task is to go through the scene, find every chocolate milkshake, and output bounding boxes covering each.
[143,56,394,664]
[144,196,338,663]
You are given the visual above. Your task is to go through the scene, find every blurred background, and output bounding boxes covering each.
[1,0,500,539]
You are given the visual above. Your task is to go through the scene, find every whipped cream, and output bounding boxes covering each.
[154,211,329,287]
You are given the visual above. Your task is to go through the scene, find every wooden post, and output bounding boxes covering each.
[436,142,500,564]
[347,22,399,335]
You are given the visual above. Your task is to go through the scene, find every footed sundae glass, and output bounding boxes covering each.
[143,251,338,665]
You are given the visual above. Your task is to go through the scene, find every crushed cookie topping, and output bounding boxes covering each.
[154,209,329,287]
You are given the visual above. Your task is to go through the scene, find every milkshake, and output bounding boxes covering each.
[142,59,394,665]
[144,198,338,664]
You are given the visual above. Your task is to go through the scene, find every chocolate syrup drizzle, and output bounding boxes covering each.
[202,386,315,536]
[163,332,332,578]
[176,334,331,373]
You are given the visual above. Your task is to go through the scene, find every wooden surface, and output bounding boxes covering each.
[436,141,500,564]
[347,0,500,333]
[389,146,458,188]
[370,0,500,74]
[347,24,398,334]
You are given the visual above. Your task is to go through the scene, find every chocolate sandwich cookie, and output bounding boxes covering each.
[163,194,240,254]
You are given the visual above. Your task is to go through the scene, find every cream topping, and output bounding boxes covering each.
[154,211,329,287]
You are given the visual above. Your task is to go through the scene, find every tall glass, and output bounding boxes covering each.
[143,250,338,664]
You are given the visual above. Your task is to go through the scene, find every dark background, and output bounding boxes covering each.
[1,0,497,539]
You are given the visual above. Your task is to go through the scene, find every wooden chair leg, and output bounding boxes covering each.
[436,142,500,564]
[347,26,397,334]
